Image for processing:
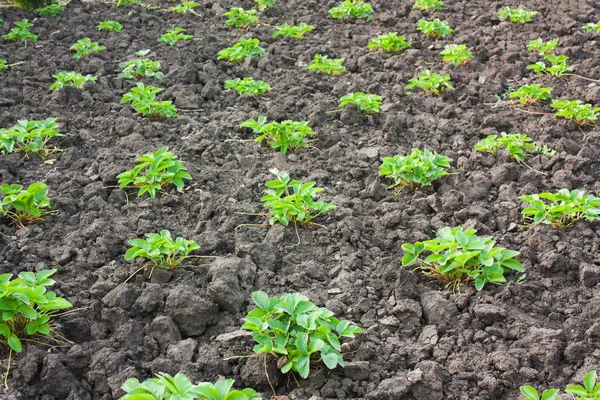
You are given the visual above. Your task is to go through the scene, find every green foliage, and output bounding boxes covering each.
[273,23,315,39]
[497,6,537,23]
[0,118,63,158]
[304,54,346,76]
[255,0,273,10]
[551,99,600,126]
[217,38,265,63]
[97,20,123,32]
[379,148,451,192]
[121,83,178,118]
[3,19,37,44]
[402,226,524,291]
[242,291,361,379]
[116,0,145,7]
[117,147,191,198]
[413,0,443,11]
[0,269,72,354]
[158,27,193,46]
[170,1,199,14]
[9,0,52,11]
[225,77,271,96]
[241,116,314,154]
[527,38,559,56]
[368,32,411,54]
[475,132,555,164]
[329,0,373,21]
[70,38,106,59]
[119,58,163,80]
[416,18,453,39]
[527,54,573,77]
[0,60,6,71]
[519,189,600,228]
[565,371,600,399]
[440,44,473,66]
[520,386,560,400]
[0,183,54,227]
[36,4,64,17]
[406,69,454,95]
[338,92,382,114]
[50,71,97,91]
[223,7,259,28]
[509,84,552,105]
[583,22,600,33]
[125,230,199,271]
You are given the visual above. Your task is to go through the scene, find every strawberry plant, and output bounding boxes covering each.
[242,291,362,379]
[223,7,259,28]
[117,147,191,198]
[305,54,346,76]
[273,23,315,39]
[406,70,454,95]
[475,133,555,164]
[158,27,193,46]
[565,370,600,399]
[121,83,178,118]
[520,386,559,400]
[0,118,63,158]
[3,19,37,45]
[170,1,200,15]
[527,54,573,77]
[368,32,411,54]
[255,0,273,10]
[329,0,373,21]
[519,189,600,228]
[36,4,64,17]
[379,148,452,192]
[0,59,23,72]
[338,92,382,114]
[551,99,600,126]
[497,6,537,24]
[70,38,106,59]
[0,183,54,227]
[402,226,524,291]
[217,38,265,63]
[417,18,453,39]
[583,22,600,33]
[225,77,271,96]
[509,84,552,105]
[528,38,559,56]
[413,0,443,11]
[50,71,97,91]
[119,58,164,80]
[440,44,473,66]
[240,116,314,154]
[97,20,123,32]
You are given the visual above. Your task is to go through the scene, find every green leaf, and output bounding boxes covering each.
[321,351,339,369]
[296,355,310,378]
[252,291,271,311]
[8,334,22,352]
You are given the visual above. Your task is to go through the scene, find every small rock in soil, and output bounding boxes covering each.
[421,291,458,327]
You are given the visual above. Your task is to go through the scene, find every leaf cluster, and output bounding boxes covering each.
[527,54,573,77]
[583,22,600,33]
[338,92,382,114]
[475,132,555,163]
[273,23,315,39]
[509,84,552,105]
[497,6,537,23]
[223,7,259,28]
[241,116,314,154]
[521,370,600,400]
[97,20,123,32]
[406,69,454,95]
[379,148,451,191]
[368,32,411,54]
[0,118,63,158]
[125,230,200,271]
[170,1,199,15]
[255,0,273,10]
[527,38,558,56]
[120,58,164,80]
[217,38,265,63]
[158,27,193,46]
[440,44,473,66]
[329,0,373,21]
[550,99,600,126]
[70,37,106,59]
[416,18,453,39]
[225,77,271,96]
[3,19,37,44]
[413,0,443,11]
[519,189,600,228]
[0,183,53,228]
[36,4,64,17]
[304,54,346,76]
[50,71,97,91]
[121,83,178,118]
[0,59,7,71]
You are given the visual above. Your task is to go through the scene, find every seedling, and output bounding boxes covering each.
[119,58,164,80]
[583,22,600,33]
[242,291,361,378]
[223,7,259,28]
[508,84,552,105]
[217,38,265,63]
[305,54,346,76]
[225,77,271,96]
[520,386,559,400]
[50,71,97,91]
[3,19,37,45]
[338,92,382,114]
[255,0,274,10]
[70,38,106,59]
[0,118,63,158]
[475,132,555,164]
[36,4,64,17]
[97,20,123,32]
[440,44,473,66]
[329,0,373,21]
[527,54,573,77]
[406,70,454,95]
[121,83,178,118]
[0,183,54,227]
[117,147,192,198]
[402,226,524,291]
[565,370,600,399]
[240,116,314,154]
[273,23,315,39]
[0,60,24,72]
[528,38,559,56]
[116,0,148,7]
[551,99,600,126]
[519,189,600,228]
[413,0,443,11]
[379,148,451,192]
[497,6,537,24]
[417,19,453,39]
[170,1,200,15]
[157,27,193,46]
[368,32,411,54]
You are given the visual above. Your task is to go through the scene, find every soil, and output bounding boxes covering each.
[1,0,600,398]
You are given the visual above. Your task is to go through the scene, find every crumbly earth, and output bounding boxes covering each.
[1,0,600,398]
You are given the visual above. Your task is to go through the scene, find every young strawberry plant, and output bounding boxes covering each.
[0,59,24,72]
[583,22,600,33]
[117,147,191,198]
[217,38,265,63]
[97,20,123,32]
[121,83,178,118]
[305,54,346,76]
[255,0,274,10]
[225,77,271,96]
[417,18,453,39]
[240,116,314,154]
[50,71,97,91]
[368,32,411,54]
[36,4,64,17]
[520,386,559,400]
[497,6,537,23]
[551,99,600,126]
[273,23,315,39]
[440,44,473,66]
[242,291,362,379]
[509,84,552,105]
[402,226,524,291]
[0,118,63,158]
[223,7,259,28]
[475,133,555,164]
[527,54,573,77]
[70,38,106,59]
[170,1,200,15]
[565,370,600,399]
[519,189,600,228]
[119,58,163,80]
[406,70,454,95]
[413,0,443,11]
[3,19,37,45]
[338,92,382,114]
[329,0,373,21]
[0,183,54,227]
[528,38,559,56]
[158,27,193,46]
[379,148,452,192]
